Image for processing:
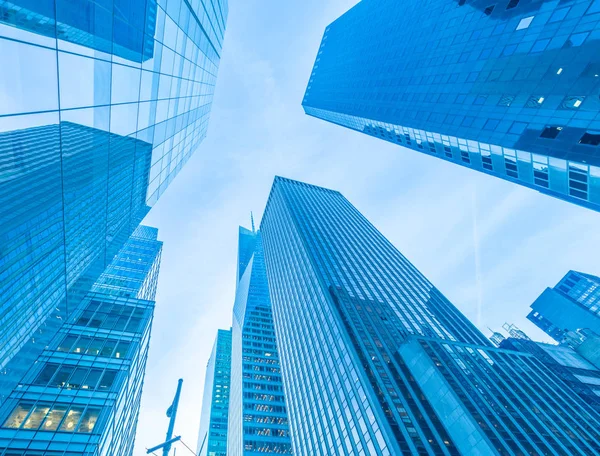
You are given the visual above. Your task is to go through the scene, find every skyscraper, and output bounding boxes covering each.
[260,176,600,455]
[0,0,228,396]
[197,329,232,456]
[303,0,600,211]
[0,225,162,455]
[527,270,600,341]
[227,227,292,456]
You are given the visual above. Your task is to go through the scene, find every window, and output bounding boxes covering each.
[516,16,534,30]
[57,335,78,352]
[86,338,104,356]
[509,122,528,134]
[41,405,68,431]
[561,96,584,109]
[531,39,550,53]
[101,340,118,357]
[22,404,50,429]
[567,32,588,47]
[484,119,500,131]
[588,0,600,14]
[2,402,102,433]
[73,336,92,354]
[580,132,600,146]
[484,5,495,16]
[34,363,59,386]
[77,408,101,433]
[67,368,89,389]
[2,403,33,429]
[59,406,84,432]
[549,7,569,23]
[498,95,515,106]
[83,369,103,390]
[506,0,519,9]
[526,95,545,107]
[52,366,75,387]
[98,371,118,390]
[540,126,562,139]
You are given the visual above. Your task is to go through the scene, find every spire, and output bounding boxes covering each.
[251,212,255,233]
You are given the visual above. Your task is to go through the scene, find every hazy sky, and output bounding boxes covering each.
[135,0,600,453]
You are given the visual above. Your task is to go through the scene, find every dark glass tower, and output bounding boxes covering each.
[303,0,600,211]
[0,0,228,377]
[227,227,292,456]
[197,329,232,456]
[527,270,600,341]
[260,176,600,456]
[0,226,162,455]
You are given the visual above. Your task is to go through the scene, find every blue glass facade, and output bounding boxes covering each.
[0,0,228,380]
[260,177,600,455]
[499,337,600,410]
[227,227,292,456]
[528,270,600,341]
[196,329,232,456]
[0,225,162,455]
[303,0,600,211]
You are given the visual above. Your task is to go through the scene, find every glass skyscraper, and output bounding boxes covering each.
[227,227,292,456]
[527,270,600,341]
[0,225,162,455]
[303,0,600,211]
[260,176,600,455]
[0,0,228,378]
[197,329,232,456]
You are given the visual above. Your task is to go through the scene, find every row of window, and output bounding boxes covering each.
[33,363,119,391]
[366,122,595,201]
[75,301,147,333]
[2,402,101,433]
[57,334,131,359]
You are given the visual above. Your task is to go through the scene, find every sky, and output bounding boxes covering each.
[135,0,600,453]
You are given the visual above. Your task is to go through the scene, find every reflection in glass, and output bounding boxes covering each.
[22,404,50,430]
[77,408,101,433]
[41,405,68,431]
[34,363,59,386]
[59,406,84,432]
[2,403,33,429]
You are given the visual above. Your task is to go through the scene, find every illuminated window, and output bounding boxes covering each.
[59,406,84,431]
[2,403,33,429]
[77,408,101,433]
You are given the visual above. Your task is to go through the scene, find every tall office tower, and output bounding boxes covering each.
[499,337,600,410]
[261,177,600,456]
[527,270,600,341]
[0,0,228,380]
[226,227,292,456]
[197,329,232,456]
[303,0,600,211]
[0,226,162,455]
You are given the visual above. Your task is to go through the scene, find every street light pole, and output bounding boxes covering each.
[147,378,184,456]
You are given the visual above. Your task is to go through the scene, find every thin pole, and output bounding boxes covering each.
[163,379,184,456]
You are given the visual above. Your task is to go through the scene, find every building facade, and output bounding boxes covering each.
[196,329,232,456]
[499,337,600,410]
[260,177,600,456]
[303,0,600,211]
[0,0,228,379]
[0,226,162,455]
[226,227,292,456]
[527,270,600,341]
